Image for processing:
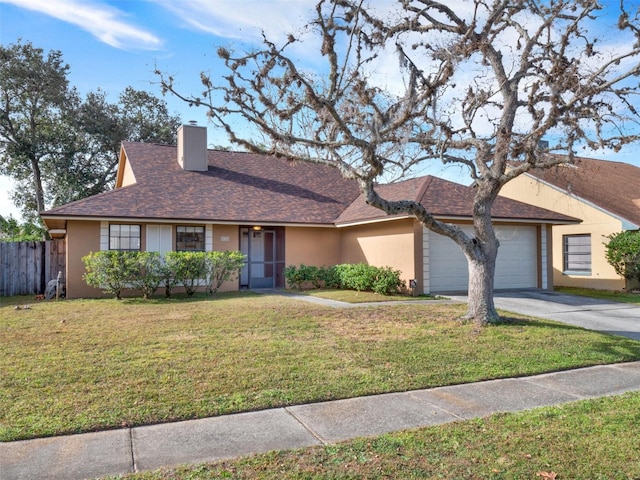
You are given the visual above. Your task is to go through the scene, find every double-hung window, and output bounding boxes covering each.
[109,224,141,251]
[563,234,591,274]
[176,226,205,251]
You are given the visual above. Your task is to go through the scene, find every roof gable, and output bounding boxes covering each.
[336,175,577,225]
[524,156,640,228]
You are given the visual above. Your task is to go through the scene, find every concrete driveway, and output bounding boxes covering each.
[449,290,640,340]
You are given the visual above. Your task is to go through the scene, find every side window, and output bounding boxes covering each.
[563,234,591,274]
[176,226,205,251]
[109,224,141,251]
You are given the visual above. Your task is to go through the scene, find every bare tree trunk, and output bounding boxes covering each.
[29,111,47,218]
[30,156,46,215]
[464,197,501,326]
[465,252,500,325]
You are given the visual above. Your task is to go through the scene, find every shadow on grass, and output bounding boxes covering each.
[0,291,261,308]
[0,295,46,308]
[497,314,640,361]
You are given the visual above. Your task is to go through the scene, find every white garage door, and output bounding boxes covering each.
[426,225,538,293]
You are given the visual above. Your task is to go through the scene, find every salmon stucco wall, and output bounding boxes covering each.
[501,175,626,290]
[285,227,342,267]
[66,220,102,298]
[339,219,416,288]
[213,224,241,292]
[66,221,245,298]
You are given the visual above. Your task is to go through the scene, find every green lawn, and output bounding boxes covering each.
[110,392,640,479]
[556,286,640,304]
[2,292,640,443]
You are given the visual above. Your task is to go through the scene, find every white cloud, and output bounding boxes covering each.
[156,0,316,43]
[0,0,162,50]
[154,0,326,62]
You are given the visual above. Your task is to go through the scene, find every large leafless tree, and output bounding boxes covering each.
[160,0,640,325]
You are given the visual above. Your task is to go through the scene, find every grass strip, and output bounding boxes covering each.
[556,286,640,304]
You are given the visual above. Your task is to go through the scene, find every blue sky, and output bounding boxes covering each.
[0,0,639,220]
[0,0,324,219]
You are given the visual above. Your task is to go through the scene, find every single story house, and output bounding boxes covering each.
[500,157,640,290]
[41,124,577,298]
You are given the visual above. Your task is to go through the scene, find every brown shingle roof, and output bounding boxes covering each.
[41,142,577,226]
[525,156,640,228]
[336,175,578,225]
[42,142,360,225]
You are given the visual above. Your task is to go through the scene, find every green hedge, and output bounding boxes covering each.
[284,263,405,295]
[82,250,245,299]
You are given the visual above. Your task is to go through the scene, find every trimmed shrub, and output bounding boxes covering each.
[284,265,303,290]
[82,251,139,300]
[205,250,246,295]
[284,264,313,290]
[372,266,406,295]
[83,252,403,299]
[83,250,246,299]
[165,251,207,297]
[285,262,405,295]
[129,251,163,299]
[605,231,640,283]
[334,263,376,291]
[318,266,340,289]
[284,264,335,290]
[159,259,180,298]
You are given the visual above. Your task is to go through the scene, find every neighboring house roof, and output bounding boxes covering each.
[524,156,640,229]
[41,142,578,228]
[336,175,578,226]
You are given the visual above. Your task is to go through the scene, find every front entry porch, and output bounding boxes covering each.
[240,226,285,289]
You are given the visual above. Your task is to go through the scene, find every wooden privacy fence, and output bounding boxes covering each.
[0,240,66,296]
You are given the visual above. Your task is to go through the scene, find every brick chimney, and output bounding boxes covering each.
[177,122,208,171]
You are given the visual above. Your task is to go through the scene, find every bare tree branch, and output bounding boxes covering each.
[159,0,640,324]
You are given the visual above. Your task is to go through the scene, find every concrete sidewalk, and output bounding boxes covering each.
[3,361,640,480]
[252,288,451,308]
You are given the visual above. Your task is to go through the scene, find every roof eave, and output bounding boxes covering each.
[335,215,413,228]
[39,214,338,229]
[334,213,579,228]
